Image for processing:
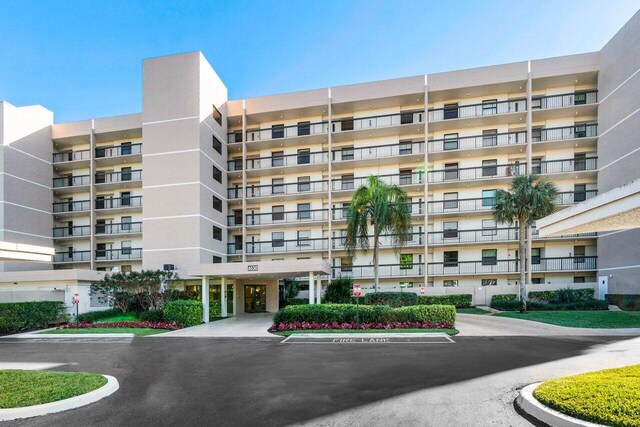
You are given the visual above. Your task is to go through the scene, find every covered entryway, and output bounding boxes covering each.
[187,259,331,323]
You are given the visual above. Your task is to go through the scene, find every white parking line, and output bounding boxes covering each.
[281,332,456,344]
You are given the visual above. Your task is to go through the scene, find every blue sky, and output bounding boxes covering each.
[1,0,639,123]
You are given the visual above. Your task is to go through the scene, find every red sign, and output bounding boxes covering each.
[353,284,362,298]
[419,287,425,295]
[73,293,80,304]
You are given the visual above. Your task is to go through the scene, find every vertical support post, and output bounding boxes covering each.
[316,274,321,303]
[327,89,333,279]
[232,282,237,315]
[308,272,315,304]
[220,277,228,317]
[89,120,96,270]
[423,76,430,287]
[526,62,533,288]
[241,100,247,263]
[202,276,210,323]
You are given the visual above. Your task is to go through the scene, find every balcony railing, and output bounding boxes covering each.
[52,225,91,238]
[54,251,90,263]
[533,157,597,174]
[96,248,143,261]
[235,151,329,171]
[228,208,328,226]
[96,222,143,235]
[532,90,597,109]
[332,111,424,133]
[227,180,328,199]
[95,196,142,210]
[96,143,142,158]
[332,141,425,162]
[95,170,142,184]
[429,131,526,153]
[227,121,329,144]
[333,263,425,278]
[332,232,424,250]
[556,190,598,204]
[53,175,90,188]
[332,172,424,191]
[428,227,596,245]
[53,200,91,213]
[333,201,424,220]
[429,99,527,122]
[228,238,328,255]
[533,124,598,142]
[52,150,90,163]
[428,256,597,276]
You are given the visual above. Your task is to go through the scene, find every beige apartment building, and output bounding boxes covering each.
[1,11,638,315]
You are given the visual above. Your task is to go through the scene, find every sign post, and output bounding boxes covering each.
[353,284,362,329]
[73,293,80,325]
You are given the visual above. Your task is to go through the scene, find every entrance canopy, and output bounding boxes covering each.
[537,179,640,237]
[187,259,331,279]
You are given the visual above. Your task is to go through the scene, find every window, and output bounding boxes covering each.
[443,221,458,239]
[444,163,459,180]
[482,129,498,147]
[212,256,222,263]
[575,123,588,138]
[444,192,459,210]
[212,105,223,126]
[532,157,542,174]
[574,245,586,263]
[272,178,285,194]
[297,230,311,247]
[272,151,284,167]
[212,165,223,183]
[297,148,311,165]
[340,257,352,272]
[482,219,497,236]
[574,153,587,171]
[234,235,243,251]
[574,184,587,202]
[297,203,311,220]
[234,210,243,225]
[340,118,354,131]
[481,278,497,286]
[212,135,223,154]
[399,141,413,155]
[121,191,131,207]
[482,159,498,177]
[212,226,222,241]
[121,216,132,232]
[341,203,350,219]
[272,124,284,139]
[272,205,284,222]
[297,121,310,136]
[341,175,354,190]
[444,133,459,150]
[297,176,311,192]
[482,189,497,207]
[399,169,413,185]
[574,92,587,105]
[341,146,354,161]
[272,232,285,247]
[121,142,132,156]
[120,167,132,182]
[213,195,222,212]
[532,278,543,284]
[482,249,497,266]
[400,254,414,270]
[574,276,586,283]
[443,251,458,267]
[443,103,458,120]
[482,99,498,115]
[443,280,458,287]
[531,248,541,264]
[400,111,414,124]
[532,127,542,142]
[121,240,132,256]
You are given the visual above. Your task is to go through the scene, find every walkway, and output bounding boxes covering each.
[159,313,274,337]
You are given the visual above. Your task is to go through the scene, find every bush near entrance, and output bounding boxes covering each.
[364,292,417,307]
[285,298,309,306]
[0,301,66,334]
[324,277,354,303]
[418,294,472,308]
[491,289,607,311]
[164,300,203,327]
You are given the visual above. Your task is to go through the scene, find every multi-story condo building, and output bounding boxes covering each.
[0,11,638,315]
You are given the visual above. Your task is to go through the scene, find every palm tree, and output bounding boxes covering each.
[345,176,412,292]
[493,174,559,312]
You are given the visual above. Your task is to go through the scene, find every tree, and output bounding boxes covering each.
[282,278,301,299]
[345,176,412,292]
[493,175,559,312]
[324,276,354,303]
[90,270,179,312]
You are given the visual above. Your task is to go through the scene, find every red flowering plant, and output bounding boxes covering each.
[60,321,180,331]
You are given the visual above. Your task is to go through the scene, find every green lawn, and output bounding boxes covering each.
[495,310,640,328]
[457,307,490,315]
[41,327,168,336]
[0,370,107,408]
[94,314,138,323]
[272,328,459,337]
[534,365,640,426]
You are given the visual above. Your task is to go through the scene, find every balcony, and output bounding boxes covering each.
[556,190,598,204]
[95,196,143,212]
[52,150,91,171]
[52,200,91,215]
[428,227,596,246]
[234,151,329,175]
[331,111,424,142]
[228,237,328,255]
[52,175,90,193]
[332,172,424,193]
[428,99,527,129]
[227,180,328,200]
[227,121,329,147]
[332,232,424,250]
[532,90,598,121]
[52,225,91,239]
[333,201,424,220]
[332,141,425,169]
[54,250,90,263]
[228,208,329,227]
[95,170,143,190]
[428,256,597,276]
[428,131,526,155]
[95,248,143,261]
[333,263,425,279]
[96,222,143,236]
[534,124,598,143]
[95,143,142,165]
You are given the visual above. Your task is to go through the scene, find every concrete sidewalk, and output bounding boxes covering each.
[158,313,275,337]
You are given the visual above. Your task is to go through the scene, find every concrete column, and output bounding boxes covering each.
[316,274,321,303]
[423,77,429,286]
[220,277,228,317]
[241,100,247,263]
[327,89,333,279]
[232,282,237,315]
[308,272,315,304]
[89,120,96,270]
[526,62,533,287]
[202,275,210,323]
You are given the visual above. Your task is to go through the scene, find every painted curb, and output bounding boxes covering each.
[516,383,604,427]
[0,375,119,421]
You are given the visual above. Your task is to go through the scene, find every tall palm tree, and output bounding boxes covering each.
[345,176,412,292]
[493,174,559,312]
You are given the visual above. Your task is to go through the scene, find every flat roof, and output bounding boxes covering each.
[187,259,331,279]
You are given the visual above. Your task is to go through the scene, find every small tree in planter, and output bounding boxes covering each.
[282,278,301,299]
[324,277,354,303]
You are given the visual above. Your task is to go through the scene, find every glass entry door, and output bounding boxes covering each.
[244,285,267,313]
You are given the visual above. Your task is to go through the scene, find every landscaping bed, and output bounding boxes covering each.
[43,321,179,336]
[0,370,107,408]
[272,328,459,336]
[495,310,640,328]
[533,365,640,426]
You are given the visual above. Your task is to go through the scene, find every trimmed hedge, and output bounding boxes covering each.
[529,288,594,302]
[163,300,203,327]
[491,294,518,304]
[492,299,608,311]
[364,292,418,308]
[273,303,456,326]
[607,294,640,311]
[0,301,66,333]
[285,298,309,306]
[418,294,472,308]
[77,307,123,323]
[209,300,222,318]
[137,310,164,322]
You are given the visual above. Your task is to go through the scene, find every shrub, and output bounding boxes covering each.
[137,310,164,322]
[163,300,203,327]
[270,321,454,332]
[607,294,640,311]
[164,289,198,302]
[491,294,518,304]
[285,298,308,306]
[209,300,221,318]
[393,305,456,324]
[529,288,594,303]
[324,277,354,303]
[77,307,123,323]
[364,292,418,307]
[492,299,608,311]
[418,294,472,308]
[0,301,66,333]
[283,279,301,299]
